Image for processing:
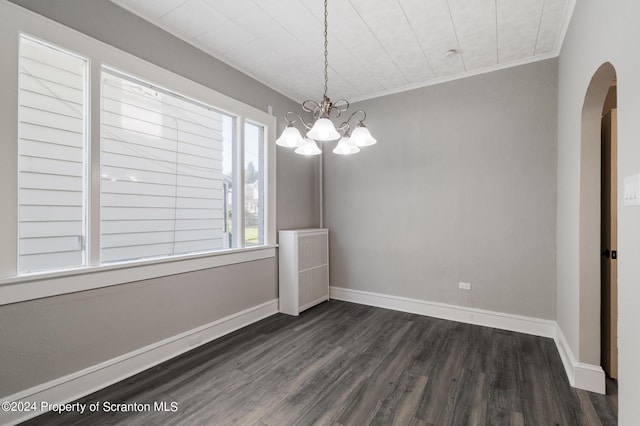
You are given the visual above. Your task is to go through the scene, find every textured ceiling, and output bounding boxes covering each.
[111,0,574,103]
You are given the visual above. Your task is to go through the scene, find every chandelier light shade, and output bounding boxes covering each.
[332,135,360,155]
[350,124,377,147]
[295,137,322,156]
[277,0,377,156]
[275,125,305,148]
[307,117,341,141]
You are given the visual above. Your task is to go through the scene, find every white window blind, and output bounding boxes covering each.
[18,37,87,273]
[100,71,228,263]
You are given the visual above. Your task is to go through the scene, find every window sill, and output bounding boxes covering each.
[0,246,276,306]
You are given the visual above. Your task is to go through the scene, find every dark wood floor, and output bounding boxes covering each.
[23,301,617,425]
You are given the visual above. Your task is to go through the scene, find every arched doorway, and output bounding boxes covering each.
[579,62,617,393]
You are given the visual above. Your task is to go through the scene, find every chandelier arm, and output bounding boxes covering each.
[332,99,350,111]
[327,99,349,119]
[328,108,342,120]
[284,111,313,130]
[302,100,321,114]
[342,109,367,127]
[337,121,350,133]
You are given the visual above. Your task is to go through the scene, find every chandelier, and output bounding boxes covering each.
[275,0,377,156]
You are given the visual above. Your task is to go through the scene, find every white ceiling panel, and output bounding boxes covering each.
[159,0,228,39]
[298,0,331,31]
[536,0,570,54]
[196,21,256,56]
[201,0,255,21]
[256,0,324,48]
[497,0,544,63]
[233,6,284,40]
[448,0,498,70]
[349,0,435,82]
[111,0,575,102]
[113,0,187,19]
[389,53,433,84]
[432,53,467,79]
[400,0,464,78]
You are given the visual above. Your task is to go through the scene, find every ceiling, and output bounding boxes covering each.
[111,0,574,103]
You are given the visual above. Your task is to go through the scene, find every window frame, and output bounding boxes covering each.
[243,119,267,247]
[0,2,277,305]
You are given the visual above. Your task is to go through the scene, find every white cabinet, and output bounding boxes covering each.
[278,228,329,315]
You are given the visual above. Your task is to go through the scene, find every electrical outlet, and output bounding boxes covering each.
[458,282,471,290]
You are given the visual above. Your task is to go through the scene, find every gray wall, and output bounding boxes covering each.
[324,59,558,320]
[1,0,317,397]
[0,259,276,396]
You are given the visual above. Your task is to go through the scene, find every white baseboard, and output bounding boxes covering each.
[330,286,556,338]
[330,286,605,394]
[554,324,606,394]
[0,299,279,426]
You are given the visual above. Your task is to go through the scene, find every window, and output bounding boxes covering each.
[4,29,274,288]
[100,70,236,263]
[244,122,264,247]
[18,36,87,274]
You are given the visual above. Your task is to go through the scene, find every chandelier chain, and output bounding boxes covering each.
[323,0,329,99]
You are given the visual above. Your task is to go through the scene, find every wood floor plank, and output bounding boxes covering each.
[510,411,525,426]
[486,331,524,424]
[336,321,416,425]
[414,322,472,424]
[588,379,618,425]
[289,358,374,425]
[266,315,414,425]
[21,301,618,426]
[390,374,429,426]
[520,361,573,425]
[445,368,489,426]
[576,390,604,426]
